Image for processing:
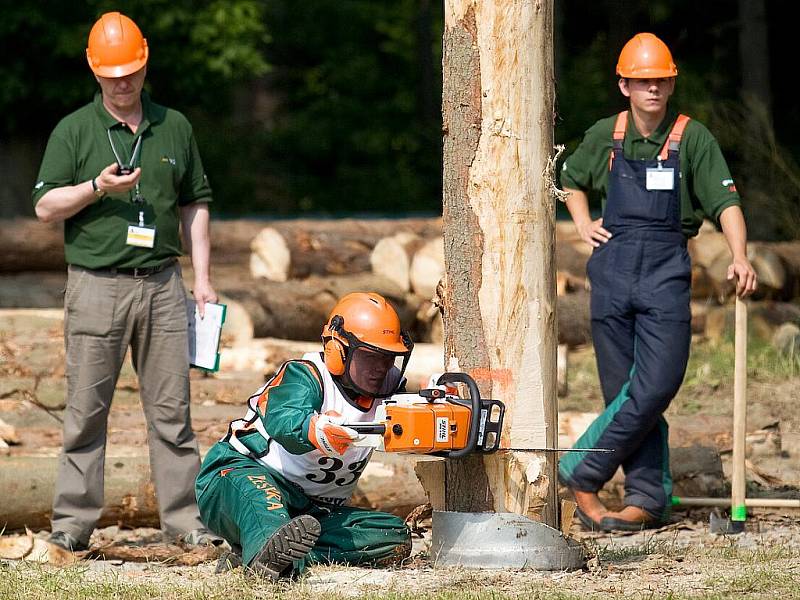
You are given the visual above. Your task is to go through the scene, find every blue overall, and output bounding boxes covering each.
[559,115,692,520]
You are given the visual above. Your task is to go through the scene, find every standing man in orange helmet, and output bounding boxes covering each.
[195,292,415,580]
[558,33,757,531]
[32,12,221,550]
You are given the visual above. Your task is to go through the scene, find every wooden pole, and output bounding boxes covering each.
[675,497,800,509]
[731,297,748,521]
[433,0,558,527]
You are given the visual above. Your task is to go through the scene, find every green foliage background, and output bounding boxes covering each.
[2,0,798,232]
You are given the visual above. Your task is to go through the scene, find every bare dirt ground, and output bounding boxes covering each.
[3,516,800,599]
[2,310,800,599]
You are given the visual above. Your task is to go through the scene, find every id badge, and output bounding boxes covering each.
[126,224,156,248]
[646,167,675,191]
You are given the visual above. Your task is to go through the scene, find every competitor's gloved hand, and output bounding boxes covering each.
[308,411,360,457]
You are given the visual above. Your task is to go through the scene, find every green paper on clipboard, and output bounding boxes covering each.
[187,300,226,371]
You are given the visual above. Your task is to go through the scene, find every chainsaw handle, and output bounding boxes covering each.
[436,372,481,459]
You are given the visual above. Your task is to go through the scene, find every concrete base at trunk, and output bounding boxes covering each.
[431,511,585,570]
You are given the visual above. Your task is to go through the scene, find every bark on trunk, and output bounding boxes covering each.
[439,0,558,526]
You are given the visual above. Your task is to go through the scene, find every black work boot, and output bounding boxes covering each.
[249,514,321,580]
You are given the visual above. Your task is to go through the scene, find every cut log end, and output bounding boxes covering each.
[370,233,424,293]
[249,227,291,282]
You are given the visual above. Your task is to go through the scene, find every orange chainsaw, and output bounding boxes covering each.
[345,372,614,457]
[346,372,503,457]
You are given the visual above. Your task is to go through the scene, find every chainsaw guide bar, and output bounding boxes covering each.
[343,372,612,456]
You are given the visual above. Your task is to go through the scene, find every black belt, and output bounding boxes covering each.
[74,258,177,278]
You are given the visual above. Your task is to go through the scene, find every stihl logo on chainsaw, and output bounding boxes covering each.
[436,417,449,443]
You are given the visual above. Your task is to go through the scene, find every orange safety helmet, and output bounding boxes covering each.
[86,12,149,78]
[616,33,677,79]
[322,293,413,398]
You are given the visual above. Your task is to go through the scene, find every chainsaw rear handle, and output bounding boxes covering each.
[436,372,481,459]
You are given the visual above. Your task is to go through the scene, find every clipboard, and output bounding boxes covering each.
[187,300,226,372]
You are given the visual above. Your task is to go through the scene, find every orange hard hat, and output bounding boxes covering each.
[616,33,677,79]
[322,292,410,353]
[86,12,148,78]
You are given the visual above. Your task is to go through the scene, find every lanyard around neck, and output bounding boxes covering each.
[107,128,143,171]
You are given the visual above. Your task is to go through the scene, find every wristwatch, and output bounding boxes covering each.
[91,177,106,199]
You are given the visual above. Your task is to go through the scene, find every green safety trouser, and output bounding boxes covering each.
[196,442,411,572]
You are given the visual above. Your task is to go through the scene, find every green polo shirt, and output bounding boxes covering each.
[32,92,212,269]
[560,109,740,238]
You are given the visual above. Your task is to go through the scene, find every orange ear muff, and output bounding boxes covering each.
[324,338,346,376]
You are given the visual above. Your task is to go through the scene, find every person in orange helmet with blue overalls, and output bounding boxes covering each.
[558,33,757,531]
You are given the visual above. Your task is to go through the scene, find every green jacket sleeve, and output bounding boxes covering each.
[176,117,213,206]
[32,128,76,206]
[560,119,613,195]
[262,361,324,455]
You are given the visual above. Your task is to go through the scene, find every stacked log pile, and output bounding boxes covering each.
[239,219,598,346]
[1,217,799,351]
[1,218,798,530]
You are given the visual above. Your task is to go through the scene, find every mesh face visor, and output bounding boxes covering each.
[339,332,413,398]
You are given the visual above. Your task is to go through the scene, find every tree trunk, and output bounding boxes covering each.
[438,0,558,526]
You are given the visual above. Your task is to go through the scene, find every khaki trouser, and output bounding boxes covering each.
[52,262,203,543]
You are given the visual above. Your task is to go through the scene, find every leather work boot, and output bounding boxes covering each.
[249,514,321,580]
[573,490,608,517]
[599,505,667,531]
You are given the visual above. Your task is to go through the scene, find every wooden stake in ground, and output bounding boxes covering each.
[731,297,748,522]
[433,0,558,527]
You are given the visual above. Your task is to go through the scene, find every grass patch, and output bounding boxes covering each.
[586,533,685,562]
[703,565,800,595]
[0,562,589,600]
[675,336,800,416]
[5,557,800,600]
[561,336,799,416]
[702,542,800,562]
[562,334,799,417]
[684,337,800,390]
